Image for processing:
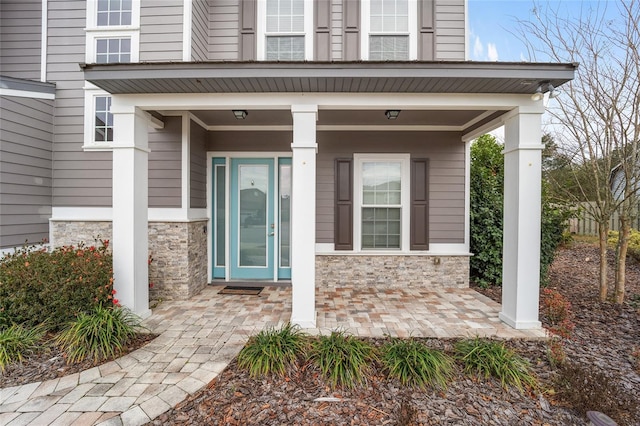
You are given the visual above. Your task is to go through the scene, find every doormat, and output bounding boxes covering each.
[218,286,264,295]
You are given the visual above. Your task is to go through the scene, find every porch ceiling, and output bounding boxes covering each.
[81,61,577,95]
[188,108,502,128]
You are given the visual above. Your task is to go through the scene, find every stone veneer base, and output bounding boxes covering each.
[51,220,208,300]
[51,221,470,298]
[316,255,470,289]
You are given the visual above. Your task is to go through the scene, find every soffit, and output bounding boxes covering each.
[189,109,494,127]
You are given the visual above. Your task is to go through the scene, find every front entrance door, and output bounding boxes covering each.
[211,156,291,281]
[230,158,275,279]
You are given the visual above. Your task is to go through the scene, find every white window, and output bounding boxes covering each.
[97,0,132,26]
[361,0,417,60]
[257,0,314,61]
[95,37,131,63]
[354,154,411,251]
[93,96,113,142]
[84,1,140,148]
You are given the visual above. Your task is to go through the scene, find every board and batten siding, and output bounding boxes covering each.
[331,0,344,60]
[48,0,113,207]
[0,0,42,80]
[0,96,54,248]
[435,0,466,60]
[190,121,207,209]
[148,117,182,208]
[209,0,240,60]
[140,0,184,62]
[192,0,210,60]
[316,132,465,245]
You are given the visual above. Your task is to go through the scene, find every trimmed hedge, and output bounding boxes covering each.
[0,242,114,331]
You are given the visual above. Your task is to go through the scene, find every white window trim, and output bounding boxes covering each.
[256,0,314,61]
[85,0,141,30]
[85,31,140,64]
[84,1,141,149]
[360,0,418,60]
[83,87,113,150]
[353,153,411,252]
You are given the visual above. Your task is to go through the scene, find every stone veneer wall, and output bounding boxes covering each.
[50,220,208,300]
[316,255,470,289]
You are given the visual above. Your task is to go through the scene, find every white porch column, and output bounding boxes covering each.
[111,105,151,318]
[499,109,544,329]
[290,104,318,328]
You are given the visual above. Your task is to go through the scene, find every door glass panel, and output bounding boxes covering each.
[215,165,225,267]
[279,164,291,267]
[238,165,268,267]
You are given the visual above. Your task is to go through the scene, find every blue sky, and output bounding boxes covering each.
[467,0,621,62]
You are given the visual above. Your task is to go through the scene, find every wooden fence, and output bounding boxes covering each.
[568,201,640,235]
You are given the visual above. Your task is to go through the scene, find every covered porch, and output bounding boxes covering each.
[82,61,576,331]
[144,284,546,340]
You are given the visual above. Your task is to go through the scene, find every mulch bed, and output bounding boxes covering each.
[0,333,157,388]
[148,241,640,425]
[2,241,638,425]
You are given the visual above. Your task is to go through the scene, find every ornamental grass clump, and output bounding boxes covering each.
[56,305,143,364]
[381,338,454,390]
[237,323,307,378]
[455,337,536,392]
[0,324,45,371]
[308,330,375,389]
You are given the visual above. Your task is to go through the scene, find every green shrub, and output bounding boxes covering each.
[237,323,307,378]
[470,135,504,287]
[470,135,571,287]
[308,330,375,389]
[455,338,536,392]
[381,339,453,389]
[56,305,142,364]
[0,241,114,331]
[608,229,640,261]
[0,324,45,371]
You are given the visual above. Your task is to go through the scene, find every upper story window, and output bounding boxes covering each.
[97,0,132,26]
[96,38,131,63]
[362,0,418,61]
[266,0,304,60]
[257,0,313,61]
[84,1,140,148]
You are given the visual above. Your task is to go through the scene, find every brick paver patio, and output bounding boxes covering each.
[0,285,545,425]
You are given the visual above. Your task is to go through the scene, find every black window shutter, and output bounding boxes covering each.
[335,158,353,250]
[410,158,429,250]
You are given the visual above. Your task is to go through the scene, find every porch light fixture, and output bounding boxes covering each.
[385,110,401,120]
[531,85,543,101]
[232,110,248,120]
[531,81,560,101]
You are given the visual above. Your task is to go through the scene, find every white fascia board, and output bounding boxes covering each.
[0,88,54,100]
[111,92,540,112]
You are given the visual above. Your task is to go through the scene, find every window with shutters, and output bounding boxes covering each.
[354,154,411,251]
[257,0,313,61]
[361,0,418,60]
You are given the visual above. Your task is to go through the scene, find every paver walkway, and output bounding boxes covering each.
[0,286,545,425]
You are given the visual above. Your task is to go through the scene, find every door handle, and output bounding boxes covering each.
[269,232,275,236]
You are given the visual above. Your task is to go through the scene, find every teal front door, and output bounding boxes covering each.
[230,158,275,279]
